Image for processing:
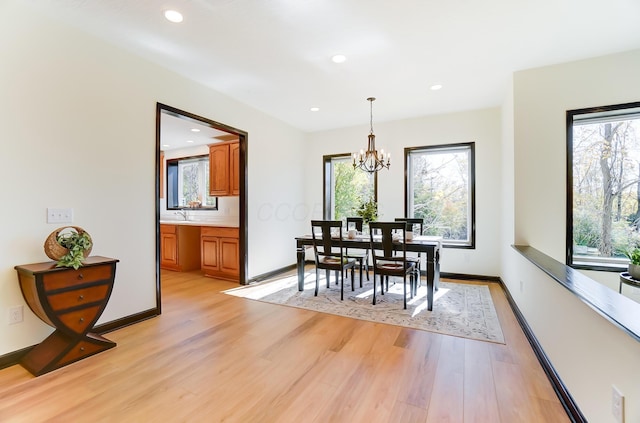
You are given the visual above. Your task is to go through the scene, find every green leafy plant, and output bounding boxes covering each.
[624,247,640,265]
[56,230,92,270]
[356,197,378,224]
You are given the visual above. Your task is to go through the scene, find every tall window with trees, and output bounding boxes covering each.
[405,143,475,248]
[567,102,640,270]
[323,154,376,221]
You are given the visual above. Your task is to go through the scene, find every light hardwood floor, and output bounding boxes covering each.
[0,270,570,422]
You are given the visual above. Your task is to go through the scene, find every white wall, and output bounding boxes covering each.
[504,49,640,422]
[305,107,502,277]
[0,1,306,355]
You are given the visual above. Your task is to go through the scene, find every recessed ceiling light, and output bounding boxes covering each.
[190,128,200,132]
[430,84,443,91]
[331,54,347,64]
[164,10,183,23]
[186,140,194,143]
[310,107,320,112]
[163,144,170,148]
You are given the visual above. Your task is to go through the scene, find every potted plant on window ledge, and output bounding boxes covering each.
[625,247,640,280]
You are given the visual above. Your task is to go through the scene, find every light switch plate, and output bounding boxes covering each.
[612,385,624,423]
[47,208,73,224]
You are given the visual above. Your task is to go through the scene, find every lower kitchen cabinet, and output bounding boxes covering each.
[160,224,201,271]
[201,226,239,281]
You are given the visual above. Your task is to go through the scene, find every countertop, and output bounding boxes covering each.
[159,220,239,228]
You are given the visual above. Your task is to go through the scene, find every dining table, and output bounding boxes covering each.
[295,233,441,311]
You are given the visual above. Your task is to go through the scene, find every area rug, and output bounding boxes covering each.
[224,271,505,344]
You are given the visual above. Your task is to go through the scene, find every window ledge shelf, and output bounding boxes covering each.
[513,245,640,342]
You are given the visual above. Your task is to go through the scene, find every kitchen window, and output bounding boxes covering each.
[166,155,218,210]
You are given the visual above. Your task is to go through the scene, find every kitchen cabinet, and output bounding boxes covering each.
[230,142,240,195]
[201,226,239,281]
[209,141,239,196]
[15,256,118,376]
[160,224,201,271]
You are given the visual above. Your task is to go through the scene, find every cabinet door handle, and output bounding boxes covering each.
[79,317,84,323]
[80,346,85,352]
[78,295,84,301]
[77,273,84,280]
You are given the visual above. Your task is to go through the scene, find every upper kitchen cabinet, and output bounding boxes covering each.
[230,142,240,196]
[209,141,239,197]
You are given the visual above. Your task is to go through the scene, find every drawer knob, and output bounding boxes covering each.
[77,273,84,280]
[80,346,85,352]
[78,295,84,301]
[79,317,84,323]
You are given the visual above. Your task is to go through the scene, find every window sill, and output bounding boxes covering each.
[513,245,640,342]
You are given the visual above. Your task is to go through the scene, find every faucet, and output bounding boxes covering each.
[175,210,189,221]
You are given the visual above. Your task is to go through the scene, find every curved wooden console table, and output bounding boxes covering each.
[15,256,118,376]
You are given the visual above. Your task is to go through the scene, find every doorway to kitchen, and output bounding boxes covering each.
[155,103,247,312]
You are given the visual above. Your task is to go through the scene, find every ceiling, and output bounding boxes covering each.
[160,111,237,151]
[24,0,640,133]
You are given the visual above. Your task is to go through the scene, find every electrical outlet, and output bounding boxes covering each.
[47,207,73,224]
[8,306,23,325]
[612,385,624,423]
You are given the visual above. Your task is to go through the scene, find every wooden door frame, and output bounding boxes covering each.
[155,103,248,313]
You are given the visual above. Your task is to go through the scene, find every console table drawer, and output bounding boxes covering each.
[42,266,113,291]
[47,284,110,311]
[57,340,105,366]
[57,305,101,334]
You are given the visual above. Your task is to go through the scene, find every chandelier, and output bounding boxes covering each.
[352,97,390,173]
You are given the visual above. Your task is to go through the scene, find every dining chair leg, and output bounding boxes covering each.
[403,275,407,309]
[315,268,319,296]
[325,269,330,288]
[351,267,355,291]
[358,260,363,288]
[340,269,344,301]
[365,252,370,281]
[335,270,339,285]
[409,272,418,298]
[372,274,377,305]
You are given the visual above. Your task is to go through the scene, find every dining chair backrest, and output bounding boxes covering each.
[369,221,407,259]
[346,217,364,232]
[311,220,344,260]
[394,217,424,235]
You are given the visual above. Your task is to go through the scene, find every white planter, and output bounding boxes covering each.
[629,263,640,280]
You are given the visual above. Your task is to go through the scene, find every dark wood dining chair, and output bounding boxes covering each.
[345,217,370,284]
[311,220,357,300]
[395,217,424,294]
[368,221,417,309]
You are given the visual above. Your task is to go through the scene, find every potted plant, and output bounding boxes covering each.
[44,226,93,270]
[625,247,640,280]
[356,197,378,224]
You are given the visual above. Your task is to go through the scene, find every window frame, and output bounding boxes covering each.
[404,142,476,249]
[323,153,377,220]
[166,154,219,210]
[566,101,640,272]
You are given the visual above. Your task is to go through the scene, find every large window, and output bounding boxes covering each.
[323,154,376,221]
[166,155,218,210]
[567,102,640,270]
[405,143,475,247]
